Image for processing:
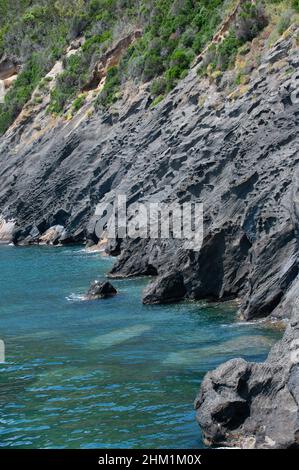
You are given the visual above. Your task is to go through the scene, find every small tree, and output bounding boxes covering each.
[235,1,268,42]
[293,0,299,13]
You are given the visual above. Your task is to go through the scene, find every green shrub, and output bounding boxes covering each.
[151,95,164,108]
[48,53,90,114]
[293,0,299,12]
[235,1,268,42]
[150,77,167,96]
[72,94,85,111]
[0,0,237,127]
[22,5,47,24]
[82,31,112,53]
[170,48,192,71]
[277,9,293,34]
[95,66,121,110]
[0,0,91,133]
[215,31,242,71]
[142,52,165,81]
[199,1,269,77]
[121,0,226,91]
[0,52,48,134]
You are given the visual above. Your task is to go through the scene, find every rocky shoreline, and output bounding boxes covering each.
[196,288,299,448]
[1,27,299,448]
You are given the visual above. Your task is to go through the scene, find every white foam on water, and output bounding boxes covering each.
[66,293,85,302]
[220,317,274,328]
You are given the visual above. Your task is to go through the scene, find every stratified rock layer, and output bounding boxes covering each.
[0,33,298,320]
[1,28,299,448]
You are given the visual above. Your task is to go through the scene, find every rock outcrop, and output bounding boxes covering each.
[143,272,186,304]
[195,288,299,449]
[86,280,117,300]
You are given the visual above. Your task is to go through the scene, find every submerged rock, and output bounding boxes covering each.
[87,324,151,350]
[164,336,276,366]
[86,280,117,300]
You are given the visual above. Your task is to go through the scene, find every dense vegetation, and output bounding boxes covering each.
[0,0,298,135]
[0,0,234,131]
[49,0,230,113]
[199,1,268,76]
[0,0,87,134]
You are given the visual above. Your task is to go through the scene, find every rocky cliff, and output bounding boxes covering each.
[0,11,299,448]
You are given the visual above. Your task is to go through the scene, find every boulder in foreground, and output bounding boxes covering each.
[195,285,299,449]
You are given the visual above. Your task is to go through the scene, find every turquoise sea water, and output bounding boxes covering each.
[0,246,281,449]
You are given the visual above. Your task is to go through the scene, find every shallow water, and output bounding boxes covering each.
[0,246,281,449]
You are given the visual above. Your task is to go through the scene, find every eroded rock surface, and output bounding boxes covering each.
[0,32,298,318]
[0,216,15,243]
[195,289,299,448]
[1,27,299,448]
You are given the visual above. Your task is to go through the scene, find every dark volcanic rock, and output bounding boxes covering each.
[1,28,299,448]
[86,281,117,300]
[1,33,298,321]
[195,280,299,449]
[143,272,186,304]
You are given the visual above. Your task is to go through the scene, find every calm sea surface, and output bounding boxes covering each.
[0,246,281,448]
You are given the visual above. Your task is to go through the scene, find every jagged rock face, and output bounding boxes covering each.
[0,216,15,243]
[0,32,299,323]
[143,272,186,304]
[195,287,299,449]
[0,19,299,449]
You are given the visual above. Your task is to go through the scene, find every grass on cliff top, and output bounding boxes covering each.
[49,0,233,114]
[197,0,299,104]
[0,0,233,131]
[0,0,298,135]
[197,0,299,84]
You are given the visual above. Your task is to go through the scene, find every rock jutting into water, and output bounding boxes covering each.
[86,281,117,300]
[195,289,299,449]
[1,5,299,448]
[143,272,186,305]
